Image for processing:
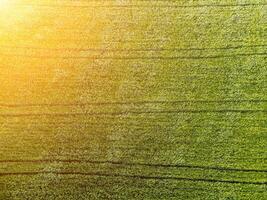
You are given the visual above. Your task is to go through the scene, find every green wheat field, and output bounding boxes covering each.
[0,0,266,199]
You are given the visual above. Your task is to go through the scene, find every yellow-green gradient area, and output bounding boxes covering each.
[0,0,266,199]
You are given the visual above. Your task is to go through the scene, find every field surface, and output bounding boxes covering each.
[0,0,266,199]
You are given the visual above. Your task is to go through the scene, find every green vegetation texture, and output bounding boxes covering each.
[0,0,266,199]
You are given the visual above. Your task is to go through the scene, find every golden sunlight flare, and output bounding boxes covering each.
[0,0,109,104]
[0,0,11,10]
[0,0,8,5]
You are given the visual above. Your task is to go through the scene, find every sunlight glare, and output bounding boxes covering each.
[0,0,9,8]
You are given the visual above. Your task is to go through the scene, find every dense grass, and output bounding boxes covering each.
[0,0,266,199]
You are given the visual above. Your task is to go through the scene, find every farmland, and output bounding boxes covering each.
[0,1,266,199]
